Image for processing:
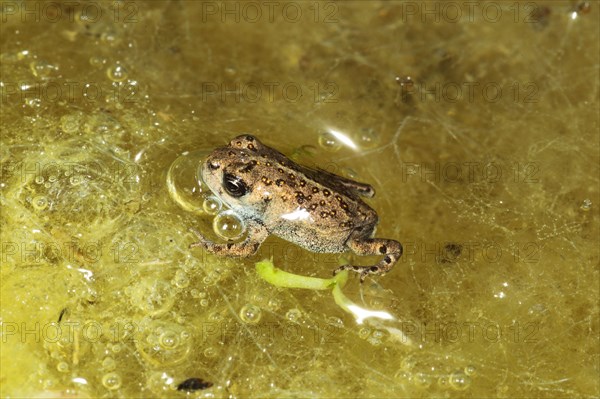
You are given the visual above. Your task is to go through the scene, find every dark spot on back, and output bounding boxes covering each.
[379,245,387,254]
[239,163,255,173]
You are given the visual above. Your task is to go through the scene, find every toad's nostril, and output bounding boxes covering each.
[208,161,220,170]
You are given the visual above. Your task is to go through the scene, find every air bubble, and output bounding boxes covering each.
[25,97,42,108]
[359,128,380,148]
[448,371,471,391]
[60,114,81,134]
[203,196,222,214]
[239,304,262,324]
[69,176,83,186]
[267,298,281,311]
[102,356,116,371]
[213,210,245,240]
[100,30,119,44]
[159,331,179,349]
[102,372,122,390]
[56,361,69,373]
[107,64,128,82]
[372,330,384,339]
[368,329,384,346]
[89,56,106,68]
[135,321,191,366]
[32,196,48,211]
[35,176,44,184]
[203,347,217,358]
[166,150,212,213]
[318,131,342,152]
[394,370,412,383]
[464,365,477,376]
[341,167,358,180]
[437,375,449,388]
[30,60,57,78]
[111,343,122,353]
[172,270,190,288]
[286,308,302,322]
[367,336,382,346]
[414,373,432,388]
[358,327,370,339]
[581,199,592,211]
[326,316,344,328]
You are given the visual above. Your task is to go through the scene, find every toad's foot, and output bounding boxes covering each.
[333,237,403,283]
[189,223,268,257]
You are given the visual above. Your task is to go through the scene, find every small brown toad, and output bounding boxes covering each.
[190,135,403,282]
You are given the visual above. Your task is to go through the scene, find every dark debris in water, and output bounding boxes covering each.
[177,377,213,392]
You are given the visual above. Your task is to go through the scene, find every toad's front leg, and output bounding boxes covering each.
[334,231,403,283]
[189,221,269,257]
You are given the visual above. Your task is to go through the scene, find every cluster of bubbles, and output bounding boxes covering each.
[166,150,248,242]
[395,359,475,392]
[135,319,192,367]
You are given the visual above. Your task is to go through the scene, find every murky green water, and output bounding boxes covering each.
[1,1,598,397]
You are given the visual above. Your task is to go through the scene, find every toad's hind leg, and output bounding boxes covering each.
[334,229,403,283]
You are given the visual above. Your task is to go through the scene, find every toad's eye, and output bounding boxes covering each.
[223,173,248,197]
